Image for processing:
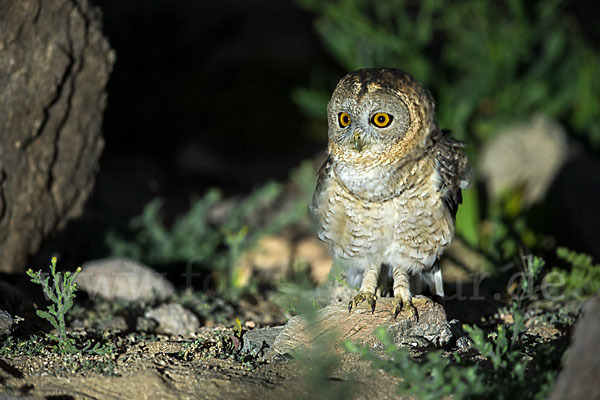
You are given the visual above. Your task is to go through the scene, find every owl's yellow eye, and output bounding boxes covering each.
[371,112,393,128]
[338,112,351,128]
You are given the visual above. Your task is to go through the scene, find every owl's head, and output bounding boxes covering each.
[327,68,436,166]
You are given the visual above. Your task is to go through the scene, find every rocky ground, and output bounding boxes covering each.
[0,250,594,400]
[0,335,404,400]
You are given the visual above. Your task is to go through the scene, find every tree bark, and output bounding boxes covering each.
[0,0,115,272]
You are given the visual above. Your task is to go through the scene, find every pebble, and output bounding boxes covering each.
[144,303,200,336]
[0,310,14,336]
[75,258,175,302]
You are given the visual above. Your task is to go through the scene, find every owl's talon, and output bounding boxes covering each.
[392,295,419,322]
[408,303,418,322]
[348,292,377,313]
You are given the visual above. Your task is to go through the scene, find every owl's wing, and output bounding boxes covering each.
[431,129,472,219]
[309,155,334,221]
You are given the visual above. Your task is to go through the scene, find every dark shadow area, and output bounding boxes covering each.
[543,153,600,261]
[0,359,24,379]
[96,0,329,190]
[32,0,337,269]
[443,282,502,324]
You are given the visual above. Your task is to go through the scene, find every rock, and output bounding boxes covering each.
[550,296,600,400]
[0,0,115,272]
[293,237,332,285]
[241,326,285,357]
[75,258,175,302]
[0,310,14,336]
[95,316,128,332]
[145,303,200,336]
[456,335,472,349]
[479,114,569,207]
[270,296,451,358]
[479,114,600,260]
[480,114,600,260]
[250,236,293,276]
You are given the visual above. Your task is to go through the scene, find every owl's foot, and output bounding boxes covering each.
[392,294,418,322]
[348,291,377,314]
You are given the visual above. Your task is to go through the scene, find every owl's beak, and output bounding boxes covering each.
[354,131,363,152]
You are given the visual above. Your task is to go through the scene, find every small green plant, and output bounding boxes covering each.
[506,254,545,337]
[26,257,81,354]
[547,247,600,300]
[177,318,262,370]
[346,321,558,400]
[62,357,117,376]
[346,326,479,400]
[106,162,317,299]
[0,334,47,356]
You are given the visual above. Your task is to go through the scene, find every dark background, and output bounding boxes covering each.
[36,0,600,266]
[97,0,332,194]
[38,0,337,264]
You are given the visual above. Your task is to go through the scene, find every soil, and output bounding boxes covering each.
[0,328,405,400]
[0,289,578,400]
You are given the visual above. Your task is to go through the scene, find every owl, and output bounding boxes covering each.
[310,68,471,320]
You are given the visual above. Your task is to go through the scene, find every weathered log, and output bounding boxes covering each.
[268,296,453,358]
[0,0,114,272]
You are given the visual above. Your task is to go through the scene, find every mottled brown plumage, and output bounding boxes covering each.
[310,68,471,319]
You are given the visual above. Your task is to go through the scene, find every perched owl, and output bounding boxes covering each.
[310,68,471,320]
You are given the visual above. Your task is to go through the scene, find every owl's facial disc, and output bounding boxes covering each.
[337,119,373,153]
[354,130,363,152]
[335,110,367,152]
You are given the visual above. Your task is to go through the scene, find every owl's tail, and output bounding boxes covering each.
[410,265,444,298]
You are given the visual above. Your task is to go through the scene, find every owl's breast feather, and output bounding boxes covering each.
[333,161,404,202]
[312,155,454,267]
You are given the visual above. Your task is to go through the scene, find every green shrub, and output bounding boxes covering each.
[0,335,46,356]
[26,257,81,354]
[346,317,558,399]
[26,258,115,356]
[106,162,317,298]
[296,0,600,148]
[295,0,600,251]
[547,247,600,300]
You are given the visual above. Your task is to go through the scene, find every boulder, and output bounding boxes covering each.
[550,296,600,400]
[0,0,115,272]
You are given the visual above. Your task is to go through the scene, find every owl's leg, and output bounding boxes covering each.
[392,268,418,321]
[348,263,380,313]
